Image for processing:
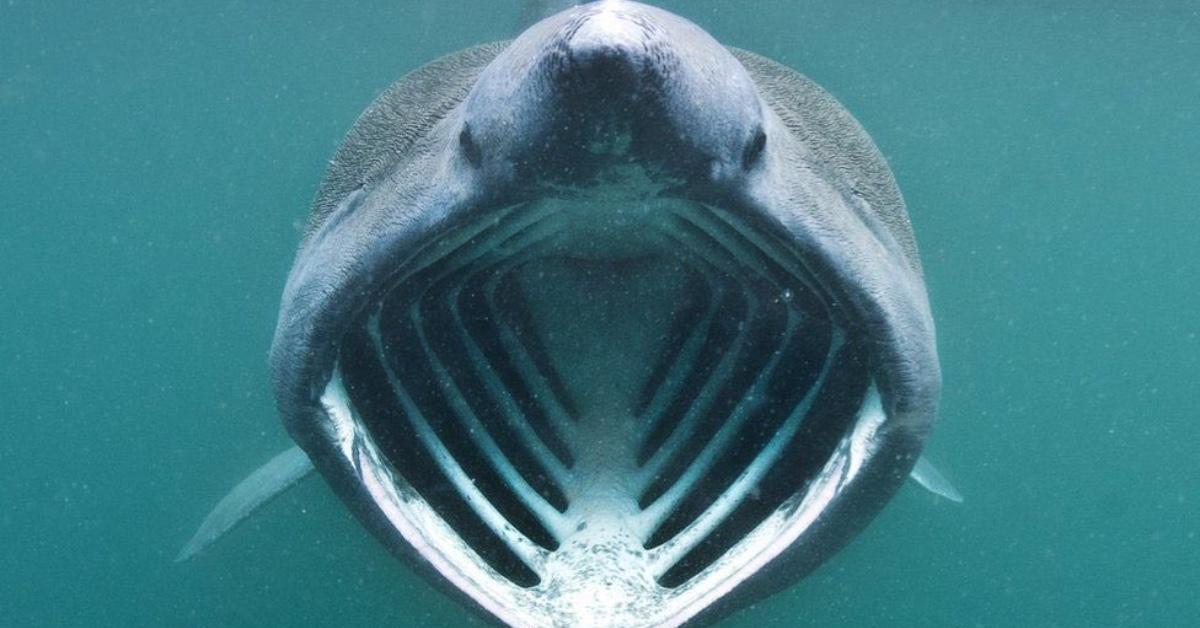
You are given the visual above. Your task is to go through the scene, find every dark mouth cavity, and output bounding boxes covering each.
[335,196,869,590]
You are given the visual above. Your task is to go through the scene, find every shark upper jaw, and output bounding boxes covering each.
[270,183,935,627]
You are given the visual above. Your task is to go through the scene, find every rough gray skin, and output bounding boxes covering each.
[270,1,939,625]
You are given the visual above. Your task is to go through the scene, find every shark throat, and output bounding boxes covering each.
[324,192,874,625]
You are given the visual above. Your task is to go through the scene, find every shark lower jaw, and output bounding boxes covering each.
[302,196,904,627]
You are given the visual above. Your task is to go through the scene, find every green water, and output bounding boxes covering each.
[2,1,1196,626]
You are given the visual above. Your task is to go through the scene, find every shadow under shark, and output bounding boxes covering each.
[179,2,961,626]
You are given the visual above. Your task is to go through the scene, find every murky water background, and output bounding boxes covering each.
[2,1,1197,625]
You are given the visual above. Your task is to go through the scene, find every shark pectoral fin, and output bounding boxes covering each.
[909,455,964,503]
[175,445,315,562]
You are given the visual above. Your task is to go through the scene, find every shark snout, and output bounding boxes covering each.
[558,1,663,80]
[462,1,764,189]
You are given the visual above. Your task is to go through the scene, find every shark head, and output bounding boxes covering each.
[268,2,940,625]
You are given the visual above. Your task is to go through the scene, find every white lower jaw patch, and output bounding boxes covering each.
[321,367,886,627]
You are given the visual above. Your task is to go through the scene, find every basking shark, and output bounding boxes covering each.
[180,1,960,625]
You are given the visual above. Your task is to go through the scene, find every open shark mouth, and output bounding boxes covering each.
[317,192,890,626]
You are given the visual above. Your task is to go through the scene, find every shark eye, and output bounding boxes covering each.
[742,127,767,169]
[459,125,482,167]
